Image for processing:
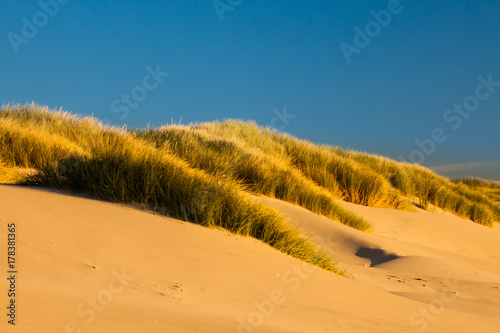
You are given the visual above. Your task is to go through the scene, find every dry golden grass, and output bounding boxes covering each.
[1,103,498,251]
[454,177,500,208]
[137,125,370,231]
[345,152,499,226]
[0,104,344,275]
[190,121,414,211]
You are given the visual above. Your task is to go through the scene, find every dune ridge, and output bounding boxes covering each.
[1,104,498,230]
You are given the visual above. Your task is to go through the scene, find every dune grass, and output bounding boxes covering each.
[137,119,499,226]
[1,103,498,266]
[0,159,19,183]
[192,120,414,212]
[190,120,499,226]
[344,152,499,226]
[454,177,500,205]
[0,160,32,184]
[137,125,370,231]
[0,104,344,275]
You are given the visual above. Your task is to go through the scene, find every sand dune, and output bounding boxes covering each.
[1,185,500,332]
[260,196,500,324]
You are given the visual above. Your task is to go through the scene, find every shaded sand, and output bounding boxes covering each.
[1,186,500,332]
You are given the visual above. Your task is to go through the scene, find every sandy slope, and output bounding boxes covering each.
[259,196,500,328]
[1,186,499,332]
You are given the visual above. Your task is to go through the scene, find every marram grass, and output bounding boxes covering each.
[1,104,499,275]
[344,152,499,226]
[453,177,500,211]
[0,104,344,275]
[137,125,370,231]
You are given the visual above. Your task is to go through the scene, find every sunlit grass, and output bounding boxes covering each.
[137,125,370,231]
[0,104,344,275]
[1,103,498,276]
[454,177,500,209]
[345,152,498,226]
[194,120,414,211]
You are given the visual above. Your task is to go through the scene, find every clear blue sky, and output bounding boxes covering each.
[1,0,499,180]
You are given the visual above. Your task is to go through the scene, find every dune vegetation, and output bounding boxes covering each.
[0,158,18,183]
[139,119,498,226]
[137,124,370,231]
[1,104,499,272]
[454,177,500,204]
[0,104,344,274]
[343,152,500,226]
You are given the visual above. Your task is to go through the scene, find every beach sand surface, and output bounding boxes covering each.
[1,185,499,332]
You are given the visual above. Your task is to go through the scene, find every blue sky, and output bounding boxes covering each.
[1,0,499,180]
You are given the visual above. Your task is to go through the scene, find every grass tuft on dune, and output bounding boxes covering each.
[344,152,500,226]
[1,104,499,273]
[0,104,343,275]
[161,119,498,226]
[137,125,370,231]
[454,177,500,208]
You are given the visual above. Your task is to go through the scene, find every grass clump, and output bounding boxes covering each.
[0,104,344,275]
[345,152,499,226]
[193,120,498,226]
[193,120,414,211]
[454,177,500,209]
[140,119,498,226]
[0,159,21,183]
[2,103,498,252]
[137,125,370,231]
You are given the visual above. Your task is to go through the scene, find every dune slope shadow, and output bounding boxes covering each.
[356,247,400,267]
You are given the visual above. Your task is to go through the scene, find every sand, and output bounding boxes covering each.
[1,185,499,332]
